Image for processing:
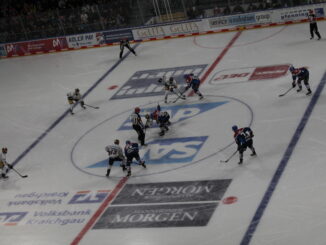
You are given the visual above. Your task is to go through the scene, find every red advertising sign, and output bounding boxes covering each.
[249,64,289,80]
[5,37,68,57]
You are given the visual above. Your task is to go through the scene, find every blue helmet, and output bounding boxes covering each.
[232,125,238,132]
[289,66,295,72]
[125,140,131,145]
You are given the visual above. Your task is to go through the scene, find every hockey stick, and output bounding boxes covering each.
[11,167,28,178]
[220,150,238,163]
[84,103,99,109]
[278,87,293,97]
[172,92,186,103]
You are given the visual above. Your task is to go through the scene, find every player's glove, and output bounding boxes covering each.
[292,81,296,88]
[7,164,13,169]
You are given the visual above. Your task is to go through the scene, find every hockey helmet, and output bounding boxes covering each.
[75,88,80,93]
[125,140,131,145]
[169,77,174,82]
[2,147,7,153]
[289,66,295,72]
[135,107,141,113]
[232,125,238,132]
[114,139,119,145]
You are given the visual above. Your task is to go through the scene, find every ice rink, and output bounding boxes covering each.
[0,21,326,245]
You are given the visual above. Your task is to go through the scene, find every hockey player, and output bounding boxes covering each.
[0,147,12,179]
[308,9,321,40]
[130,107,146,146]
[158,76,185,103]
[289,66,312,95]
[67,88,86,115]
[119,38,136,59]
[124,140,146,177]
[105,139,127,177]
[144,105,160,129]
[183,74,204,100]
[232,125,256,164]
[157,111,171,136]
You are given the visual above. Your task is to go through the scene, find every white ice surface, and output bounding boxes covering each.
[0,22,326,245]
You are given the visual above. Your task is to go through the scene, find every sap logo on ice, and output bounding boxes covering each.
[119,102,228,131]
[68,190,110,204]
[0,212,27,226]
[143,136,208,164]
[110,64,207,100]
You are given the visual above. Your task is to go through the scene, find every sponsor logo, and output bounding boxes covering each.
[93,203,218,229]
[315,8,325,17]
[6,44,15,53]
[169,22,199,34]
[113,179,232,204]
[68,190,110,204]
[209,17,228,28]
[103,29,133,43]
[94,179,231,229]
[110,65,207,100]
[135,26,166,39]
[209,64,290,84]
[0,212,27,226]
[142,136,208,164]
[87,136,208,168]
[118,102,228,131]
[228,13,256,25]
[53,38,61,48]
[281,9,308,20]
[26,209,91,226]
[255,13,271,23]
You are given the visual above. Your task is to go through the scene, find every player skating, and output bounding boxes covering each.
[105,139,127,177]
[308,9,321,40]
[158,76,185,103]
[124,140,146,177]
[130,107,146,146]
[67,88,86,115]
[183,73,204,100]
[232,125,256,164]
[289,66,312,95]
[119,38,136,59]
[0,147,12,179]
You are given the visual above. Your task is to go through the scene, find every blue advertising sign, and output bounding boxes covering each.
[110,64,207,100]
[118,101,229,131]
[228,13,256,25]
[103,28,133,44]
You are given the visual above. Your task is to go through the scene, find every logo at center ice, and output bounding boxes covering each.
[118,101,229,131]
[0,212,27,226]
[88,136,208,168]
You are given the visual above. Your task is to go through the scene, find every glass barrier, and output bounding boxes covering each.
[0,0,324,43]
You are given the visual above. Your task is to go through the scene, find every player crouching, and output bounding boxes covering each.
[124,141,146,177]
[105,139,127,177]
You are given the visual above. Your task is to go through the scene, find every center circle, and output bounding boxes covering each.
[70,95,253,178]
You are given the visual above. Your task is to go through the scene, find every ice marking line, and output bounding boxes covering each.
[9,43,140,169]
[189,31,242,97]
[70,177,128,245]
[240,71,326,245]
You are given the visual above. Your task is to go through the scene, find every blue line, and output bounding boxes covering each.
[11,43,140,167]
[240,71,326,245]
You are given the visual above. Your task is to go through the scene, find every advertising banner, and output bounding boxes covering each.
[103,28,133,44]
[132,20,204,40]
[110,64,207,100]
[5,37,68,57]
[66,32,105,48]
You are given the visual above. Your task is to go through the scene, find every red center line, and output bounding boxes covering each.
[71,31,242,245]
[71,177,129,245]
[189,31,242,96]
